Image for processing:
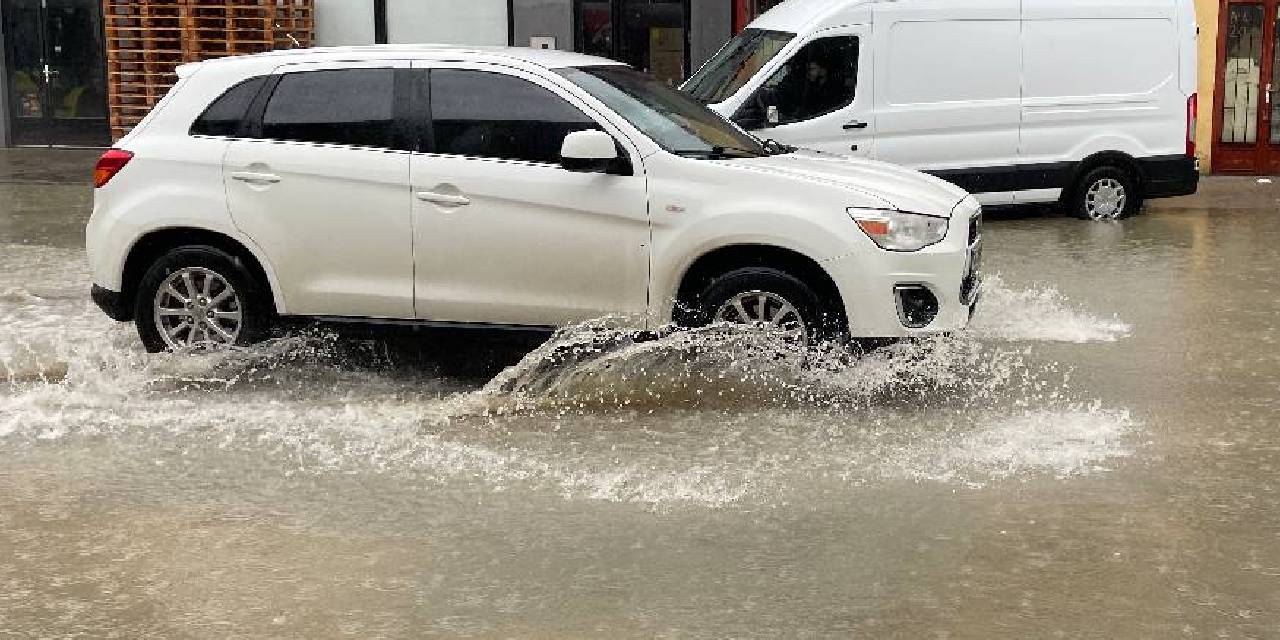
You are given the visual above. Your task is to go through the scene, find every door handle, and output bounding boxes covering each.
[416,191,471,207]
[843,120,869,130]
[230,171,281,184]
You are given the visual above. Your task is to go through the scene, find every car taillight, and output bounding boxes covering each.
[94,149,134,188]
[1187,93,1198,158]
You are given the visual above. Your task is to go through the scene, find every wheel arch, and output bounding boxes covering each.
[1064,151,1146,201]
[119,227,282,322]
[671,244,848,328]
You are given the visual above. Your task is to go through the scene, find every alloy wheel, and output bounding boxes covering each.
[714,290,809,346]
[153,267,243,350]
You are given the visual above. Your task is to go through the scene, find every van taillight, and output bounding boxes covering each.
[94,149,134,188]
[1187,94,1198,158]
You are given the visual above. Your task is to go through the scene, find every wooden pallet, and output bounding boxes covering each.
[104,0,314,140]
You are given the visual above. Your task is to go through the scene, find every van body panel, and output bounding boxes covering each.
[692,0,1199,208]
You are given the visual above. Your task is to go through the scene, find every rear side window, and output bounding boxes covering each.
[429,70,599,164]
[190,76,268,137]
[261,68,396,148]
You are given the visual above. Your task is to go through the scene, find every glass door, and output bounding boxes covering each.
[3,0,109,146]
[575,0,689,85]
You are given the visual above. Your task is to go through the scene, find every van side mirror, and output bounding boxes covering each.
[560,129,623,173]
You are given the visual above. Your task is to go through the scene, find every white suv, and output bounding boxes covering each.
[86,45,981,352]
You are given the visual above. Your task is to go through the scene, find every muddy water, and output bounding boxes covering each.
[2,164,1279,638]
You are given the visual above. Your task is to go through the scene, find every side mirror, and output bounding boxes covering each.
[560,129,621,173]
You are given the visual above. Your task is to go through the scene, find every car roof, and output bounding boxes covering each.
[178,44,627,77]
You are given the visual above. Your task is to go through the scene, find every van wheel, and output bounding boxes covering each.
[133,245,271,353]
[1069,166,1141,221]
[687,267,835,348]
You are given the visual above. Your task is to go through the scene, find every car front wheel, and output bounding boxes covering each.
[134,246,270,353]
[689,267,838,348]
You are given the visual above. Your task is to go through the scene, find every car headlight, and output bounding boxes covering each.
[848,208,950,252]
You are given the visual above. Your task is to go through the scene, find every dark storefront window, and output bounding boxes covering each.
[575,0,689,85]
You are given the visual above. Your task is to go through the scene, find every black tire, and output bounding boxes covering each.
[686,267,842,346]
[1068,165,1142,221]
[133,245,271,353]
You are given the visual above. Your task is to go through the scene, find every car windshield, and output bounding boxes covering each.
[558,65,767,159]
[682,28,795,105]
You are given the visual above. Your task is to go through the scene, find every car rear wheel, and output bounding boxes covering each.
[134,246,270,353]
[689,267,838,348]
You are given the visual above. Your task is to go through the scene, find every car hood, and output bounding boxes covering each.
[718,150,970,216]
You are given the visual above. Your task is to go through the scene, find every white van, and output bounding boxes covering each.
[683,0,1201,220]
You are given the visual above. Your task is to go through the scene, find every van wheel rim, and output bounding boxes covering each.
[1085,178,1127,220]
[153,267,243,351]
[714,291,809,345]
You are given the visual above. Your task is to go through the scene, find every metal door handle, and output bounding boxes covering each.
[843,120,869,130]
[416,191,470,207]
[230,171,281,184]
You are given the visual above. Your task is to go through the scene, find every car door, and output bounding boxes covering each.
[408,62,650,327]
[223,61,415,319]
[731,27,874,158]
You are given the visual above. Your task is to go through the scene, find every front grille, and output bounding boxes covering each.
[961,207,983,304]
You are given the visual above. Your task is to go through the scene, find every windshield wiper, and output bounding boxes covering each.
[761,139,796,156]
[671,146,765,159]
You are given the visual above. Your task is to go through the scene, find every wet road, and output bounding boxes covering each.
[2,149,1278,638]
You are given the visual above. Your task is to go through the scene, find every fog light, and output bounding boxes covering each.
[895,285,939,329]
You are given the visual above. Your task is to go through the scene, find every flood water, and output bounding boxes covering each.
[2,151,1278,638]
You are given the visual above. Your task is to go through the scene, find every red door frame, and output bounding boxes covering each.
[733,0,752,33]
[1212,0,1280,174]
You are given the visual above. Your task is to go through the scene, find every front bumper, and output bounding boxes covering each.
[825,201,982,338]
[91,285,132,322]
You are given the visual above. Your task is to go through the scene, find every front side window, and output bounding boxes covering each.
[683,28,795,105]
[559,65,767,159]
[191,76,269,137]
[261,68,396,148]
[745,36,859,126]
[429,70,600,164]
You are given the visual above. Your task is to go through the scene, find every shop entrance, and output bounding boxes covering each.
[2,0,109,147]
[575,0,690,85]
[1213,0,1280,173]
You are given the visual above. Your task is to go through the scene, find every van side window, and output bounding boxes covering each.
[751,36,859,126]
[190,76,269,137]
[429,69,599,164]
[261,69,397,149]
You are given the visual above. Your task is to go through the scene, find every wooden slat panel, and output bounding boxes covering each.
[104,0,315,140]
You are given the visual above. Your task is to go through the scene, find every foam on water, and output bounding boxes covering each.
[0,245,1140,505]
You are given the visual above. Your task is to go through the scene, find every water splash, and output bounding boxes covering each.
[972,273,1131,343]
[0,245,1139,505]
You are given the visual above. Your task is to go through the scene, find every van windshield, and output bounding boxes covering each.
[558,65,768,159]
[683,28,795,105]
